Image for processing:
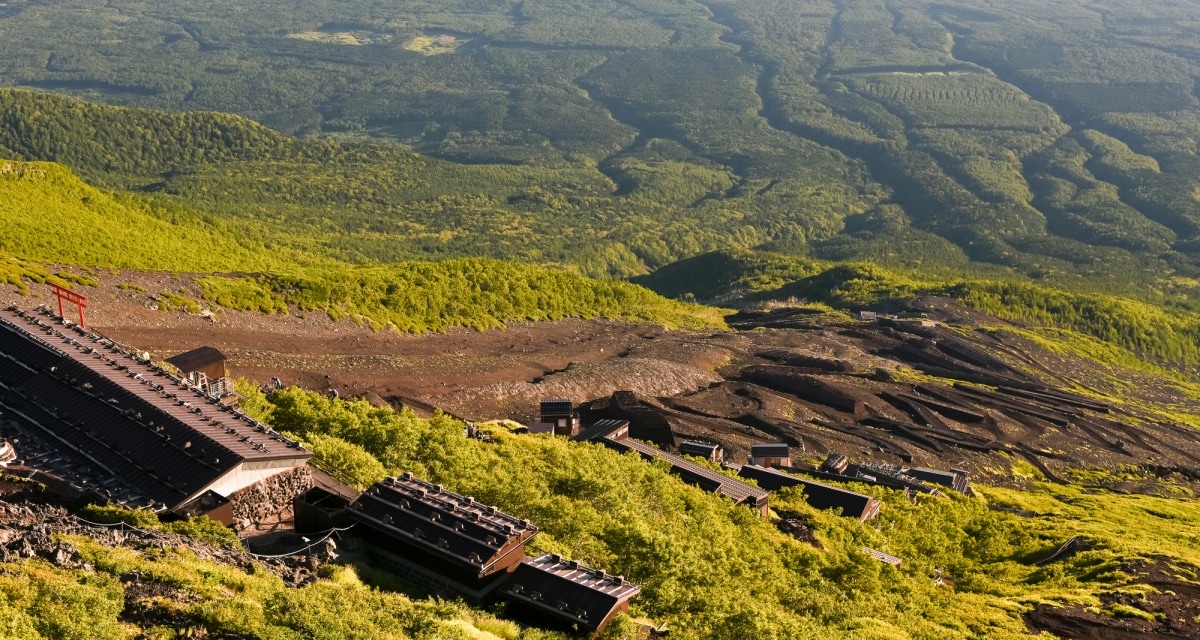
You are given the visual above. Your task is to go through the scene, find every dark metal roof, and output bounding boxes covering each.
[539,398,573,417]
[579,391,677,448]
[601,437,768,508]
[572,419,629,442]
[802,461,941,497]
[750,443,791,458]
[164,346,227,374]
[906,467,972,495]
[0,307,309,511]
[737,465,881,521]
[347,473,537,577]
[504,553,641,633]
[678,440,722,458]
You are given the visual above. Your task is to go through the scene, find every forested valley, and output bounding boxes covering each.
[1,0,1200,297]
[4,1,1200,639]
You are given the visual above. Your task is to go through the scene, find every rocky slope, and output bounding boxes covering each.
[7,274,1200,489]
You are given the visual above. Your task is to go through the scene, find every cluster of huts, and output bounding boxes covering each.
[296,474,641,635]
[534,398,972,526]
[0,306,638,636]
[0,303,974,637]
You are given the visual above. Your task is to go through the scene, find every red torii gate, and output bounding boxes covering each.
[50,283,88,329]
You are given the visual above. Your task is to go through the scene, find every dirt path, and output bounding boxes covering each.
[2,274,729,420]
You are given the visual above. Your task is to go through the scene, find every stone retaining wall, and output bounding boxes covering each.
[228,466,314,532]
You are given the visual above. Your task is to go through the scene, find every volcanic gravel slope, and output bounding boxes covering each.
[1023,559,1200,639]
[6,275,1200,487]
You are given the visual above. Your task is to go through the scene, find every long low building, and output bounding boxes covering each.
[504,553,641,636]
[0,306,311,516]
[347,473,538,602]
[346,474,644,635]
[599,435,769,515]
[737,464,881,521]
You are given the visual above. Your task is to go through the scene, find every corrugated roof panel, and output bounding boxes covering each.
[348,474,537,576]
[0,307,311,510]
[602,437,768,507]
[572,419,629,442]
[864,547,902,566]
[539,399,573,416]
[504,553,640,632]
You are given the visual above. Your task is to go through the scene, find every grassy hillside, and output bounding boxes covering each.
[6,383,1199,638]
[224,384,1200,640]
[637,250,1200,366]
[4,3,1200,637]
[199,260,728,331]
[0,88,859,278]
[0,532,568,640]
[0,159,311,272]
[0,157,724,331]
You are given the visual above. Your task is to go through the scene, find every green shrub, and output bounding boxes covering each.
[199,276,289,314]
[79,503,241,549]
[290,433,387,491]
[0,561,126,640]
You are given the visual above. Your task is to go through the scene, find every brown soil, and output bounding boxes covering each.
[1023,560,1200,639]
[7,275,1200,487]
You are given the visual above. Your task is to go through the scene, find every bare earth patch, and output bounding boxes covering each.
[6,272,1200,488]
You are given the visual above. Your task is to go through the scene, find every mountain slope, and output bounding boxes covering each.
[0,158,724,331]
[3,1,1200,285]
[636,250,1200,365]
[0,159,302,272]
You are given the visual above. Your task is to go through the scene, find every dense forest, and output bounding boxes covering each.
[2,0,1200,373]
[1,0,1200,294]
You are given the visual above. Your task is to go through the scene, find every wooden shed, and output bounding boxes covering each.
[678,440,723,462]
[165,346,229,397]
[748,443,791,468]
